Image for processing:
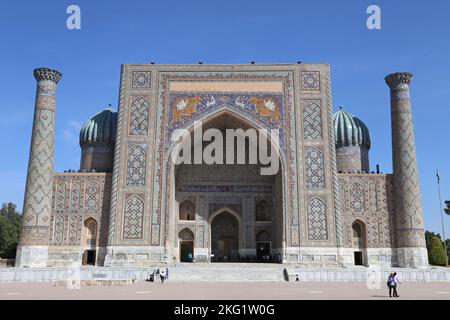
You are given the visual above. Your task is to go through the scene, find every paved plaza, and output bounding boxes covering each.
[0,281,449,300]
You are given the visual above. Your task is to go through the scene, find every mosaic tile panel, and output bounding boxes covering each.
[307,198,328,240]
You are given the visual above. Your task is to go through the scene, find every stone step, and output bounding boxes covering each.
[166,265,286,282]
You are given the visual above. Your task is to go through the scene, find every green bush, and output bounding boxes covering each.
[428,236,448,266]
[0,203,21,259]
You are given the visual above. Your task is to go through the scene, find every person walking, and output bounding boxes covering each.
[392,272,401,297]
[165,267,169,280]
[387,273,395,297]
[160,269,166,284]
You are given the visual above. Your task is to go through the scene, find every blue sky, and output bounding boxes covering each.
[0,0,449,236]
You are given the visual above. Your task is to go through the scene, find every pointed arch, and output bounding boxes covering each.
[352,219,367,249]
[83,217,98,248]
[179,199,195,221]
[178,228,195,241]
[255,200,272,222]
[256,229,271,242]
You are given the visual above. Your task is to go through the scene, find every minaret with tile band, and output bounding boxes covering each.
[385,72,428,268]
[16,68,62,268]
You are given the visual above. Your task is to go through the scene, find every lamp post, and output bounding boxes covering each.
[437,169,448,266]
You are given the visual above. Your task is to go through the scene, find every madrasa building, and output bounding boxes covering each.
[15,64,429,269]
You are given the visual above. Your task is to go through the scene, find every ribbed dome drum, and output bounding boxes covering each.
[80,108,117,147]
[79,108,117,172]
[333,107,371,173]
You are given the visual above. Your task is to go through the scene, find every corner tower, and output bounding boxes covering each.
[16,68,62,267]
[385,72,428,268]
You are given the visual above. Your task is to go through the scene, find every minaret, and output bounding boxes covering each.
[385,72,428,268]
[16,68,62,268]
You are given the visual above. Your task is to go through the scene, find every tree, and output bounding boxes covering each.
[446,239,450,264]
[0,203,21,259]
[444,200,450,214]
[425,230,450,264]
[428,236,447,266]
[425,230,440,252]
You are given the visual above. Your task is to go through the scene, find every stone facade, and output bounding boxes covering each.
[47,173,111,267]
[16,64,428,269]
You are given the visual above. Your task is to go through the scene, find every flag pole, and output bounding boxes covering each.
[437,169,448,266]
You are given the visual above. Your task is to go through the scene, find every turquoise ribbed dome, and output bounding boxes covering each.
[333,107,371,149]
[80,108,117,147]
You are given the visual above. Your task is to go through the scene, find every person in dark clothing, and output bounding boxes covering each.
[387,273,395,297]
[392,272,400,297]
[387,272,400,297]
[160,269,166,284]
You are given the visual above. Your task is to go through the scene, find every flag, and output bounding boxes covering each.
[437,169,440,184]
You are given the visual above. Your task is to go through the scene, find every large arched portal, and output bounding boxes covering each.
[167,111,285,263]
[210,211,240,262]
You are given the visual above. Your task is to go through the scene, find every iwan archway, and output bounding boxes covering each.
[164,109,286,263]
[210,208,241,262]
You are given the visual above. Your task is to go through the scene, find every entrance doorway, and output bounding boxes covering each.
[82,218,98,266]
[83,250,96,266]
[211,211,239,262]
[354,251,363,266]
[257,242,271,262]
[179,228,195,262]
[352,220,367,266]
[180,241,194,262]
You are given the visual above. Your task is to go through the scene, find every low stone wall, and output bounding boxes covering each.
[287,267,450,282]
[1,266,449,283]
[0,267,158,283]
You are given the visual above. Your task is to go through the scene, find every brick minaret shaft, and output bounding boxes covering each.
[16,68,62,268]
[385,72,428,268]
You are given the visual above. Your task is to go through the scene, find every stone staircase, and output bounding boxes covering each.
[168,263,286,282]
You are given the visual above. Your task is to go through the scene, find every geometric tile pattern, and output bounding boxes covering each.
[303,101,322,140]
[68,215,81,243]
[305,147,325,189]
[350,183,365,212]
[338,174,394,248]
[132,71,151,89]
[307,198,327,240]
[123,195,144,239]
[126,144,146,186]
[70,180,81,211]
[301,71,320,91]
[49,174,111,247]
[85,182,100,211]
[56,182,67,211]
[370,217,380,247]
[54,214,65,243]
[369,183,378,212]
[129,96,150,135]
